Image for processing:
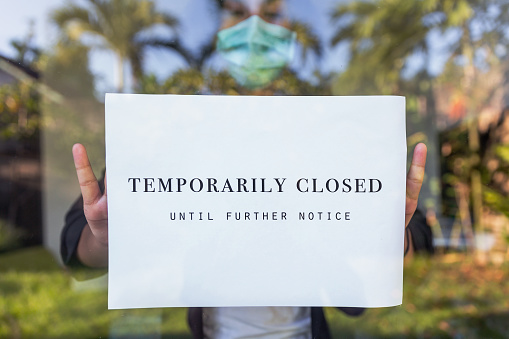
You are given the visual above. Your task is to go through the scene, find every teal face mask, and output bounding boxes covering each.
[216,15,297,89]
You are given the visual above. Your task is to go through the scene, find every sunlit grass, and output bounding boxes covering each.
[1,248,509,338]
[0,247,190,338]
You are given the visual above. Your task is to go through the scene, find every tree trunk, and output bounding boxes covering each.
[462,29,483,237]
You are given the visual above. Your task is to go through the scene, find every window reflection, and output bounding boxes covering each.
[0,0,508,337]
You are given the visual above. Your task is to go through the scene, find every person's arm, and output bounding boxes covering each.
[72,143,109,268]
[61,195,88,268]
[404,143,427,255]
[77,222,109,268]
[406,209,434,255]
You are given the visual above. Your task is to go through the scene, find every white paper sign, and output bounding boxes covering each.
[105,94,407,309]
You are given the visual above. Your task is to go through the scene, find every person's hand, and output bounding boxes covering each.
[73,143,108,267]
[405,143,427,228]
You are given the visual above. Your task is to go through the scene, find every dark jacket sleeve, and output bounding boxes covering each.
[407,209,434,254]
[60,194,88,268]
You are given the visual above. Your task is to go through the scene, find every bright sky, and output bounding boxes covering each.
[0,0,365,93]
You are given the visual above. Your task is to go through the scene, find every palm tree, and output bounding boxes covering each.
[52,0,179,92]
[10,21,41,68]
[330,0,509,241]
[331,0,509,94]
[331,0,437,94]
[289,21,322,64]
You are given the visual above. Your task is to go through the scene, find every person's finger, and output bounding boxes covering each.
[405,143,427,227]
[72,143,101,206]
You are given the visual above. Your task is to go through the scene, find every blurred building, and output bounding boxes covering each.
[0,53,42,248]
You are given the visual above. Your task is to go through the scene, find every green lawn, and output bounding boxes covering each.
[327,255,509,338]
[1,247,508,338]
[0,247,190,338]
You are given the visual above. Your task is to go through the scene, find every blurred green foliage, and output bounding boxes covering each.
[0,83,40,142]
[331,0,509,229]
[138,69,331,96]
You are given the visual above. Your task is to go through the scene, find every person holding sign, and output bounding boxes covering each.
[61,0,429,338]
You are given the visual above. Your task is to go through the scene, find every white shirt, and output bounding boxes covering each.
[203,307,311,339]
